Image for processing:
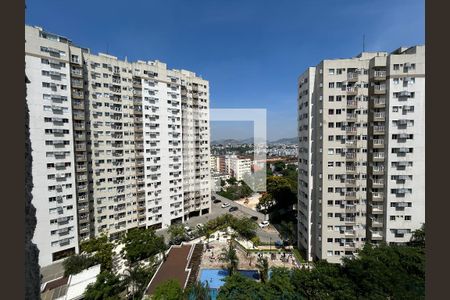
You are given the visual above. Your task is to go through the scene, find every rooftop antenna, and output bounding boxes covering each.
[362,34,365,52]
[106,42,109,54]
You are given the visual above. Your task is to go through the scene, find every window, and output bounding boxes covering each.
[336,82,342,88]
[336,109,342,115]
[336,95,342,102]
[327,251,333,256]
[328,109,334,115]
[405,216,411,220]
[390,216,396,221]
[336,69,343,75]
[328,162,334,167]
[328,136,334,141]
[393,64,400,70]
[393,78,399,85]
[328,69,335,75]
[329,82,335,88]
[329,96,334,102]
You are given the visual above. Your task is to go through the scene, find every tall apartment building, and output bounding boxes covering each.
[297,46,425,263]
[25,25,211,267]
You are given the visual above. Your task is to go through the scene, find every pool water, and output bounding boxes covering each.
[199,269,260,300]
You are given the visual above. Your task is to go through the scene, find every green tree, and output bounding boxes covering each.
[231,217,257,240]
[80,235,115,272]
[273,161,286,172]
[291,261,356,300]
[262,267,296,300]
[409,223,425,248]
[63,254,96,277]
[226,177,237,185]
[342,243,425,299]
[278,221,296,246]
[122,228,167,264]
[153,279,183,300]
[184,281,210,300]
[84,272,124,300]
[256,192,275,213]
[220,243,239,275]
[122,264,155,299]
[168,223,187,245]
[217,273,262,300]
[256,256,269,284]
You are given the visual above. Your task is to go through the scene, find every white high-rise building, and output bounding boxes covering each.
[25,25,211,266]
[297,46,425,263]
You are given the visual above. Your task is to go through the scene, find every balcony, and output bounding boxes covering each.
[371,192,384,202]
[373,125,385,135]
[76,154,87,161]
[345,192,357,201]
[345,126,357,135]
[373,84,386,94]
[370,230,383,241]
[372,166,385,175]
[73,113,85,121]
[370,204,384,214]
[346,152,357,161]
[347,100,358,109]
[75,144,86,151]
[370,217,384,228]
[71,80,83,89]
[373,139,385,148]
[346,113,358,122]
[373,112,385,121]
[344,242,356,251]
[72,90,84,99]
[344,86,358,95]
[346,166,357,174]
[345,140,357,148]
[371,70,386,81]
[373,152,385,161]
[345,205,357,213]
[71,68,83,78]
[347,72,359,82]
[371,178,384,188]
[373,98,386,108]
[74,123,85,130]
[344,217,356,225]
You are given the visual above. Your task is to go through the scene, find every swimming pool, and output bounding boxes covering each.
[199,269,260,299]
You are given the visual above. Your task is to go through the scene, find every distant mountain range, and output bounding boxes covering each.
[211,137,297,145]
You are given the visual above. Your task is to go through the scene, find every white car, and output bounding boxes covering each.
[196,223,204,229]
[259,221,270,228]
[221,202,230,208]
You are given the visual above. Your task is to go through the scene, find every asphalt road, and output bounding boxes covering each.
[156,193,281,243]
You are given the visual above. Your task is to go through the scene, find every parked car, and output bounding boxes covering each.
[196,223,204,230]
[213,199,221,204]
[212,195,216,200]
[250,216,258,221]
[221,202,231,208]
[259,220,270,228]
[229,206,238,212]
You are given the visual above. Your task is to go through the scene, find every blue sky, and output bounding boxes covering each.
[26,0,424,141]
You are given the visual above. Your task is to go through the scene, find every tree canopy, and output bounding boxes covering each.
[84,272,124,300]
[121,228,167,263]
[152,279,183,300]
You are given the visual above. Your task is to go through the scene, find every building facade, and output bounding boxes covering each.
[25,25,211,266]
[297,46,425,263]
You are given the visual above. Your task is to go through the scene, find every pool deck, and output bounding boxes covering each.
[145,244,193,296]
[200,240,298,271]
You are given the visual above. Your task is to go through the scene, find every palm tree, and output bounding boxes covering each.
[256,256,269,283]
[219,243,239,275]
[204,230,212,249]
[122,264,152,299]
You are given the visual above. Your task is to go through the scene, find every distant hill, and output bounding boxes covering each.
[269,137,298,145]
[212,137,297,145]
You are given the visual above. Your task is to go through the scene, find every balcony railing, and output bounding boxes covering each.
[373,84,386,94]
[371,70,386,80]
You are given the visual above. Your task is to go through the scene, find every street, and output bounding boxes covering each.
[156,193,281,243]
